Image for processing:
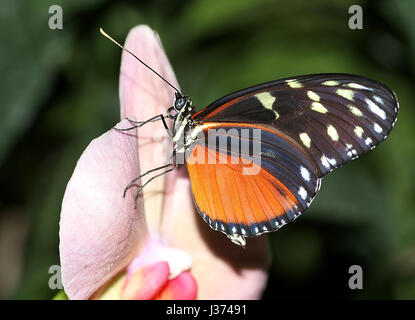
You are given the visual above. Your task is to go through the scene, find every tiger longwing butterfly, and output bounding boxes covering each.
[101,29,399,247]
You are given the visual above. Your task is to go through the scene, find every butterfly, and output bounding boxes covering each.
[101,29,399,247]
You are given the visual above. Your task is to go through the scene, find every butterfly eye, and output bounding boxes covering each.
[175,97,188,110]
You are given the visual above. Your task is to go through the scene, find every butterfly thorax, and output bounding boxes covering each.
[172,96,196,154]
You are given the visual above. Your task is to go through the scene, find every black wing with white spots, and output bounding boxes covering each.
[192,73,399,177]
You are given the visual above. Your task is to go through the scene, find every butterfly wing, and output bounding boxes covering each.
[186,73,398,239]
[186,123,321,237]
[192,73,398,175]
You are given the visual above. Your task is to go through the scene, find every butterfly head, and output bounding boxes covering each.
[175,93,192,110]
[168,92,193,119]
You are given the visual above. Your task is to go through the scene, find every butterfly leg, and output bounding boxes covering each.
[122,162,174,197]
[132,165,178,208]
[114,114,172,138]
[113,115,160,131]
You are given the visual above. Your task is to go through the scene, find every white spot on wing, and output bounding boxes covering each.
[337,89,354,101]
[300,166,310,182]
[255,92,279,118]
[374,96,384,104]
[345,83,372,90]
[311,102,328,113]
[327,125,339,141]
[327,157,337,166]
[286,79,303,88]
[374,123,383,133]
[348,105,363,117]
[345,144,353,157]
[307,91,320,101]
[365,137,373,145]
[354,126,364,138]
[366,98,386,120]
[299,132,311,148]
[321,155,330,169]
[322,80,339,86]
[298,186,307,200]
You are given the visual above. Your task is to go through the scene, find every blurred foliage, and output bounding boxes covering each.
[0,0,414,299]
[52,290,68,300]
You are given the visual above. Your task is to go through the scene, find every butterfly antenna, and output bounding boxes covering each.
[99,28,182,95]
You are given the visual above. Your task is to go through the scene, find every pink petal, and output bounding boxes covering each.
[162,154,270,300]
[118,25,270,299]
[127,238,192,280]
[119,25,180,236]
[59,120,149,300]
[154,271,197,300]
[121,261,170,300]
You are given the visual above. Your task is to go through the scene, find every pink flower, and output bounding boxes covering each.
[59,25,270,300]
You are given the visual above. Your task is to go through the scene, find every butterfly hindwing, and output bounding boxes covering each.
[185,123,320,237]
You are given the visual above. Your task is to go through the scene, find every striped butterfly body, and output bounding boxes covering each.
[172,73,398,246]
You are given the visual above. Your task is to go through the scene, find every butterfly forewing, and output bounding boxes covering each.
[192,73,398,176]
[186,73,398,239]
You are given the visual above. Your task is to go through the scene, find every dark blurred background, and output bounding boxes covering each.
[1,0,414,299]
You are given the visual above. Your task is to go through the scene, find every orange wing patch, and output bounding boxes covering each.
[186,144,300,237]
